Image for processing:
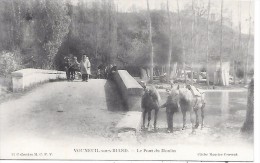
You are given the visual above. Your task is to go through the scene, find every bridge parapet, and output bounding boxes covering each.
[11,68,66,92]
[113,70,144,111]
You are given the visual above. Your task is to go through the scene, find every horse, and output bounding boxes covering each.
[141,85,161,131]
[173,84,206,132]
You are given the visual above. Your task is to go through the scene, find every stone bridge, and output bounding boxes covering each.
[0,68,145,159]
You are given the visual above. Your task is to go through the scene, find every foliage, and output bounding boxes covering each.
[0,0,71,69]
[0,51,23,76]
[32,0,71,69]
[0,0,254,76]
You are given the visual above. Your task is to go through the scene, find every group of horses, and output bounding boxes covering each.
[141,83,206,133]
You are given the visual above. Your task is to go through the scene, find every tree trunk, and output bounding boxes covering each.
[177,0,186,84]
[231,11,236,85]
[191,0,195,85]
[93,2,100,59]
[206,0,211,87]
[147,0,154,83]
[235,1,242,85]
[108,1,112,65]
[244,0,251,85]
[11,0,17,49]
[166,0,172,83]
[241,78,254,133]
[219,0,224,86]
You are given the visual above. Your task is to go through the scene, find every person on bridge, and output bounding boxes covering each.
[64,56,71,81]
[80,55,91,82]
[97,68,101,79]
[107,64,117,80]
[69,56,80,81]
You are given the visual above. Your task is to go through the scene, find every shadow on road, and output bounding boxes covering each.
[104,80,125,112]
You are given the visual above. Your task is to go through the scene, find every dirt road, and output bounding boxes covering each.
[0,80,128,158]
[0,79,253,160]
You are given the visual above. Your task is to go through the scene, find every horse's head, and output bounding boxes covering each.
[144,86,161,104]
[169,84,180,94]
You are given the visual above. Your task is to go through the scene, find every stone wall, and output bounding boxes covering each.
[11,68,66,92]
[112,70,144,111]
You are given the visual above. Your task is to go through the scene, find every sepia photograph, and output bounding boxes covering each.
[0,0,256,162]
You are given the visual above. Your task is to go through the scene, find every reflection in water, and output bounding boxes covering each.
[205,91,247,117]
[221,91,229,121]
[159,90,247,126]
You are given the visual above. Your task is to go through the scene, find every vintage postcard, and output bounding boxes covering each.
[0,0,256,162]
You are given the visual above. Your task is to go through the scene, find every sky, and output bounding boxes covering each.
[71,0,254,34]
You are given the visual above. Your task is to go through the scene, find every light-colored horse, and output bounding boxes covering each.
[141,85,161,131]
[172,85,206,132]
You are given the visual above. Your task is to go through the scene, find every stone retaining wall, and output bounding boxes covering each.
[112,70,143,111]
[11,68,66,92]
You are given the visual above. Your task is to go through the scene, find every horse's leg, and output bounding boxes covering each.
[166,111,170,131]
[70,69,74,80]
[201,102,205,129]
[167,112,173,133]
[190,110,196,133]
[182,110,187,130]
[142,110,146,129]
[154,108,158,131]
[147,111,152,128]
[66,68,70,80]
[195,109,199,129]
[73,70,76,80]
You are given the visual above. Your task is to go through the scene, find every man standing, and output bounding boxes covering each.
[160,89,179,133]
[80,55,91,82]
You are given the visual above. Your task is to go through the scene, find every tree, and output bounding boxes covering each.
[44,0,71,68]
[244,0,252,84]
[191,0,196,85]
[231,11,236,85]
[92,1,101,60]
[32,0,71,69]
[206,0,211,86]
[177,0,187,83]
[0,0,253,76]
[107,0,118,65]
[241,78,254,133]
[235,0,242,84]
[166,0,172,83]
[146,0,154,83]
[219,0,224,85]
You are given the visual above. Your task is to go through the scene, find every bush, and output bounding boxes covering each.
[0,51,23,77]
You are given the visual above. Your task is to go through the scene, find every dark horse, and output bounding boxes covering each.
[64,57,79,81]
[174,85,206,132]
[141,85,161,131]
